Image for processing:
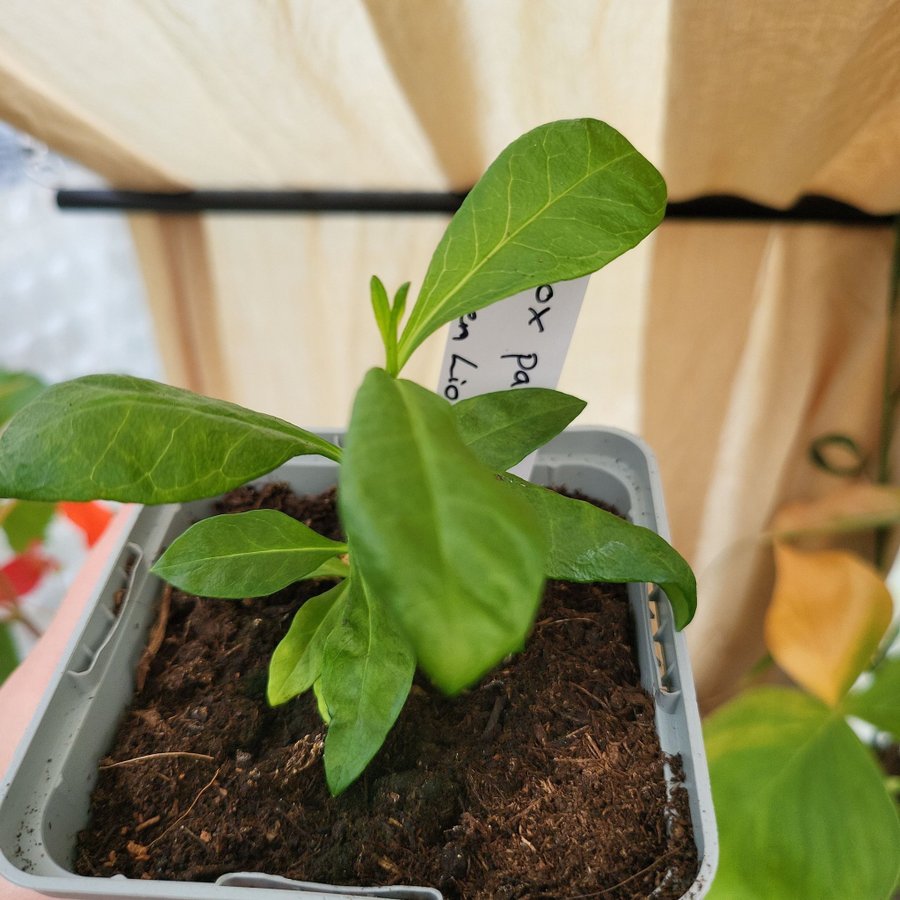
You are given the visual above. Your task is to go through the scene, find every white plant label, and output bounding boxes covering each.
[438,275,590,476]
[438,275,590,400]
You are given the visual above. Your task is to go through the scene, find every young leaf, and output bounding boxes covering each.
[704,687,900,899]
[766,545,893,706]
[844,656,900,737]
[397,119,666,367]
[268,579,349,706]
[391,282,411,330]
[0,620,17,684]
[452,387,586,471]
[369,275,392,351]
[151,509,347,599]
[1,500,56,553]
[0,371,45,424]
[319,570,415,795]
[500,475,696,628]
[0,375,341,503]
[339,369,546,694]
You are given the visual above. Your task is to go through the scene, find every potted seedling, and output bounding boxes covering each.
[0,119,715,898]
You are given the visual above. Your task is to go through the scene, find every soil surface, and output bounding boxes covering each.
[74,483,698,898]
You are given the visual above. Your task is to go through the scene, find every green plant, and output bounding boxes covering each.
[0,119,696,794]
[705,227,900,898]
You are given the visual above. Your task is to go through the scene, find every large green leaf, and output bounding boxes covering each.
[319,570,415,795]
[1,500,56,553]
[339,369,546,694]
[501,475,696,628]
[0,375,341,503]
[151,509,347,598]
[452,388,585,472]
[268,579,349,706]
[0,621,17,684]
[705,687,900,899]
[397,119,666,366]
[844,656,900,737]
[0,371,45,424]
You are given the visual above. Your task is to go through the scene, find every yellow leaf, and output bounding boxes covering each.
[766,545,893,706]
[771,483,900,540]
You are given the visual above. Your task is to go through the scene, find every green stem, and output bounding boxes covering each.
[385,336,399,379]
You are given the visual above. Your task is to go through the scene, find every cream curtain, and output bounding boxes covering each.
[0,0,897,706]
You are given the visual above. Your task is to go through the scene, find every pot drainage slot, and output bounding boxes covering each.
[648,591,678,696]
[216,873,442,899]
[67,543,143,677]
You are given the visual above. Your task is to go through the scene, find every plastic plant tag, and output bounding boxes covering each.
[438,276,590,476]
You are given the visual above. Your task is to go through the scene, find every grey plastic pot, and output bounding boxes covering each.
[0,426,717,900]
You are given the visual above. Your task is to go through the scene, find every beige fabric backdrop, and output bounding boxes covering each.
[0,0,897,705]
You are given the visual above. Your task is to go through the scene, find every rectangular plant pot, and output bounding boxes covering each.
[0,426,717,899]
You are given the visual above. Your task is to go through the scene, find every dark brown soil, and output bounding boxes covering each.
[73,483,698,898]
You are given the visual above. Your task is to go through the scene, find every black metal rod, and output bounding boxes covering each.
[56,188,468,215]
[56,188,896,225]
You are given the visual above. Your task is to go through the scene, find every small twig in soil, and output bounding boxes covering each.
[534,616,597,629]
[136,584,172,691]
[584,733,604,760]
[570,682,607,707]
[134,815,161,833]
[568,848,680,898]
[99,751,216,770]
[480,693,506,741]
[149,766,222,848]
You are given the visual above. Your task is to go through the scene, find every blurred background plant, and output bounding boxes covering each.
[704,226,900,898]
[0,371,113,683]
[0,123,161,685]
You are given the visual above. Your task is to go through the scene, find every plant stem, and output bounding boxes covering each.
[385,337,399,379]
[4,607,42,639]
[875,218,900,569]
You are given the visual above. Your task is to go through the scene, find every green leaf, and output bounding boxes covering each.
[844,656,900,737]
[391,282,410,330]
[397,119,666,367]
[319,569,415,795]
[452,387,586,471]
[267,579,349,706]
[305,557,350,581]
[0,621,17,684]
[501,475,696,628]
[313,678,331,723]
[152,509,347,599]
[705,687,900,899]
[1,500,56,553]
[370,275,392,351]
[0,371,45,424]
[340,369,546,694]
[0,375,341,503]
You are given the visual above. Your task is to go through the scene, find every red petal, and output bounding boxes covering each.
[0,545,57,596]
[60,501,114,547]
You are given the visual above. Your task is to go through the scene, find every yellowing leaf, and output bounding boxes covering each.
[771,483,900,540]
[766,545,893,706]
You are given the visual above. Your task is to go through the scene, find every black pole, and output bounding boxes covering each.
[56,189,468,215]
[56,188,896,225]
